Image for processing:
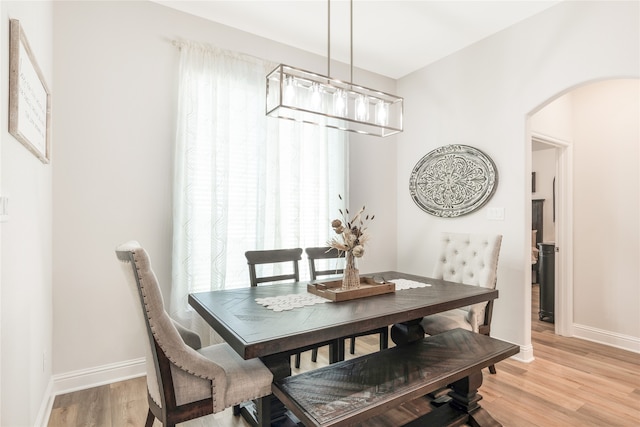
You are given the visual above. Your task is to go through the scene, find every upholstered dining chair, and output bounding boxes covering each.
[116,241,273,427]
[306,246,389,360]
[420,232,502,374]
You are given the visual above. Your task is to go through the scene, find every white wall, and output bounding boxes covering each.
[572,80,640,340]
[531,92,574,142]
[0,2,54,426]
[51,0,397,388]
[396,0,639,359]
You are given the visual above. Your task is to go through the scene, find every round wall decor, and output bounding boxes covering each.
[409,144,498,217]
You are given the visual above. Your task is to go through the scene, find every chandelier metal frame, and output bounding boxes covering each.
[265,0,403,137]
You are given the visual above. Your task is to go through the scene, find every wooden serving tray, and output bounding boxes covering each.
[307,277,395,302]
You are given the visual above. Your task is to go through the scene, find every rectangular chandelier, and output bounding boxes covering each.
[266,64,403,137]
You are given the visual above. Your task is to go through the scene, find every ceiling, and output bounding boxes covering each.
[153,0,561,79]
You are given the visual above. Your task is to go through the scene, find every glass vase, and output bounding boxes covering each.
[342,250,360,290]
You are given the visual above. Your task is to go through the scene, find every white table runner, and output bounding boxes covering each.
[255,293,330,312]
[255,279,432,311]
[394,278,433,290]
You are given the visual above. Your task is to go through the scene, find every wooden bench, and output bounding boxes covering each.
[272,328,519,427]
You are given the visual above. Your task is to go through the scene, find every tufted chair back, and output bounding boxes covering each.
[423,232,502,374]
[427,232,502,334]
[433,232,502,289]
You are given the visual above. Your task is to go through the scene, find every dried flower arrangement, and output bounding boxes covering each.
[328,195,375,289]
[328,199,374,257]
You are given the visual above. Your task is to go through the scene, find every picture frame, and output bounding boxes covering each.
[9,19,51,164]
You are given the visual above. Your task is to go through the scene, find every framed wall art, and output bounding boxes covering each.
[409,144,498,217]
[9,19,51,164]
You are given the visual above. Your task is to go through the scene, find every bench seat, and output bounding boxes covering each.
[272,328,519,427]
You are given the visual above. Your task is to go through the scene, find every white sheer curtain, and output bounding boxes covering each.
[170,41,347,337]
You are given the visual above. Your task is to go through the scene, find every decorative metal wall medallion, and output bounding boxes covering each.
[409,145,498,217]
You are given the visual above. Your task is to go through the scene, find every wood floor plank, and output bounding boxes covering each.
[481,375,603,426]
[532,346,638,395]
[109,376,147,427]
[483,365,584,411]
[74,384,112,427]
[47,405,79,427]
[533,341,640,386]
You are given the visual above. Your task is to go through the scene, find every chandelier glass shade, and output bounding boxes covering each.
[266,64,403,137]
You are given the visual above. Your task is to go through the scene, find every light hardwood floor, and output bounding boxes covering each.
[48,284,640,426]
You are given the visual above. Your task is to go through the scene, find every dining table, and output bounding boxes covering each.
[188,270,499,427]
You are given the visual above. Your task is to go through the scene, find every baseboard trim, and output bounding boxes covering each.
[35,378,54,427]
[511,343,535,363]
[573,324,640,353]
[52,357,146,396]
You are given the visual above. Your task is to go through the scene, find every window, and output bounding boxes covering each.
[170,42,347,325]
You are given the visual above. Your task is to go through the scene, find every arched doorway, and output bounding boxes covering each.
[527,78,639,352]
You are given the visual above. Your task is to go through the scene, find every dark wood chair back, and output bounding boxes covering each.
[305,247,388,358]
[305,246,345,280]
[245,248,303,286]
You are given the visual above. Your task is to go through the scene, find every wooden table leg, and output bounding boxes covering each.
[328,338,345,364]
[390,318,425,346]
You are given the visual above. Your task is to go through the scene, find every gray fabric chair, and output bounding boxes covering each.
[306,246,389,359]
[420,232,502,374]
[116,241,273,427]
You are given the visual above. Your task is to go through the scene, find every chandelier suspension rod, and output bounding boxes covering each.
[327,0,331,78]
[350,0,353,83]
[327,0,354,83]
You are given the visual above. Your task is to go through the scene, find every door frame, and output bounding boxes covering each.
[532,131,573,337]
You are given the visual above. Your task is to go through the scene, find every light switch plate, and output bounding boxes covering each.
[487,207,504,221]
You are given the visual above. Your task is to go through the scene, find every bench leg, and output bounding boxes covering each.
[448,372,501,427]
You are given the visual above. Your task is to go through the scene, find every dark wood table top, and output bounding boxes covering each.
[188,271,498,360]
